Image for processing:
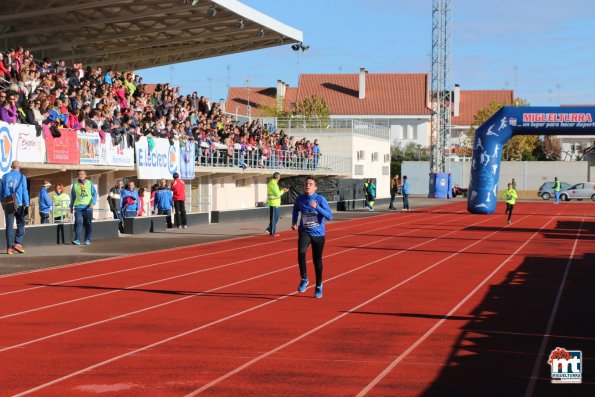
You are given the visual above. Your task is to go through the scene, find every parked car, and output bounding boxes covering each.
[452,185,468,198]
[559,182,595,201]
[538,181,571,200]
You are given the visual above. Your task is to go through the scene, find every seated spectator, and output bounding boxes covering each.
[0,93,18,123]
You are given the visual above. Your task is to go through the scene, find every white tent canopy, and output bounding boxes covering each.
[0,0,303,70]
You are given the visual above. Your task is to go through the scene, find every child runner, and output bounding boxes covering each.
[292,176,332,299]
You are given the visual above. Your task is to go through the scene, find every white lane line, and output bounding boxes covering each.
[357,215,557,396]
[185,214,529,396]
[12,211,484,396]
[524,218,584,397]
[0,208,413,296]
[1,212,456,350]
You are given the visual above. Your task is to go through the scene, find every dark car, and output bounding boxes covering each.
[538,181,571,200]
[452,185,468,198]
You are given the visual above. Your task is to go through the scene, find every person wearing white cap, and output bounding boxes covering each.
[38,180,52,224]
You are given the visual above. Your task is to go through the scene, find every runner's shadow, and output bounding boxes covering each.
[30,283,307,300]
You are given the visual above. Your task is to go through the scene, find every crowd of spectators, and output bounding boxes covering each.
[0,46,322,170]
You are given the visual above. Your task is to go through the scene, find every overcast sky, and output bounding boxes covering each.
[140,0,595,106]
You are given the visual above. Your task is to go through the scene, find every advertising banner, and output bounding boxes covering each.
[46,128,80,164]
[135,137,180,179]
[0,122,19,178]
[78,132,104,165]
[179,141,195,180]
[106,138,134,167]
[15,124,46,164]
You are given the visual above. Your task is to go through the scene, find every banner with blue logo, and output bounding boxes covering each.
[0,122,19,179]
[179,141,195,180]
[135,137,180,180]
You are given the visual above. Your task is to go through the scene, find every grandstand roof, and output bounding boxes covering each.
[0,0,303,71]
[452,90,514,126]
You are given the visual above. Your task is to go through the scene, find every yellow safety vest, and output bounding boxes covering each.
[267,179,284,207]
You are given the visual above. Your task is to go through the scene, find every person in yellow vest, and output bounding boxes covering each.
[553,176,561,204]
[52,183,70,244]
[501,182,517,225]
[69,170,97,245]
[265,172,289,236]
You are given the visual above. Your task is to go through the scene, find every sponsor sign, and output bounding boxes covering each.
[78,132,103,165]
[15,124,46,164]
[0,122,17,178]
[179,141,195,180]
[135,137,180,179]
[46,128,80,164]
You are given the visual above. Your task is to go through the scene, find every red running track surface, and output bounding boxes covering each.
[0,201,593,396]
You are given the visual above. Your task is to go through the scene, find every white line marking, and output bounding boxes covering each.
[524,218,584,397]
[185,215,531,396]
[12,211,487,396]
[356,216,557,396]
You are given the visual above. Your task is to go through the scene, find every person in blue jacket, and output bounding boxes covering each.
[1,161,29,254]
[402,175,411,211]
[120,181,140,218]
[38,180,52,224]
[291,176,332,299]
[154,179,174,228]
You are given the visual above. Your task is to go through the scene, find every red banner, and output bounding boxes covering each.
[46,128,80,164]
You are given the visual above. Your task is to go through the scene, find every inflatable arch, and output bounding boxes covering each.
[468,106,595,214]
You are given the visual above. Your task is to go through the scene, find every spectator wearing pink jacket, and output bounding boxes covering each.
[171,173,187,228]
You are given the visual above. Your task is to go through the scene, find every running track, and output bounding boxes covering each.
[0,201,593,396]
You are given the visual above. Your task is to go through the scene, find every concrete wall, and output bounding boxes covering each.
[211,175,267,211]
[403,160,591,195]
[305,132,391,199]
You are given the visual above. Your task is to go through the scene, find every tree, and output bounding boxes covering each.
[390,142,429,177]
[294,94,330,119]
[533,136,562,160]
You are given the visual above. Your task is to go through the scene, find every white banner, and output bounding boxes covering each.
[77,131,105,165]
[135,136,180,179]
[15,124,46,164]
[1,122,21,178]
[107,138,134,167]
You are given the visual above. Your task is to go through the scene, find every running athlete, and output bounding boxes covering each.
[292,176,332,299]
[501,183,517,224]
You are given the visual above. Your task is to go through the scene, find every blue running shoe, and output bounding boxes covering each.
[314,284,323,299]
[72,240,80,245]
[84,240,91,245]
[297,278,309,293]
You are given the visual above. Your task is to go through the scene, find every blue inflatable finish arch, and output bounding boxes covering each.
[468,106,595,214]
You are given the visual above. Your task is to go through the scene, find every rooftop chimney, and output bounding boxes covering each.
[359,68,367,99]
[453,84,460,117]
[276,80,284,111]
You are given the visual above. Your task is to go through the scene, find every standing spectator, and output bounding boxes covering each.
[1,161,29,254]
[553,176,561,205]
[107,179,125,232]
[52,183,69,244]
[402,175,411,211]
[389,175,399,210]
[312,139,321,169]
[265,172,289,236]
[366,179,376,211]
[70,170,97,245]
[154,179,174,228]
[171,172,187,228]
[121,181,139,218]
[511,178,517,190]
[501,182,518,224]
[137,187,145,216]
[363,179,370,209]
[291,176,333,299]
[38,180,52,224]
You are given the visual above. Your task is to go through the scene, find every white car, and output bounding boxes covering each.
[559,182,595,201]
